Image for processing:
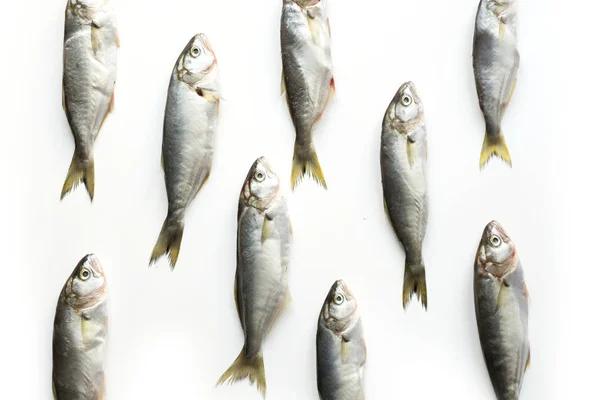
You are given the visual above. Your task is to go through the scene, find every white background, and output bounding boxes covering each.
[0,0,595,399]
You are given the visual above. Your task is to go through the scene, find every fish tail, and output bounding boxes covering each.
[149,216,184,269]
[403,260,428,310]
[479,131,512,169]
[217,348,266,398]
[60,152,95,201]
[291,141,327,190]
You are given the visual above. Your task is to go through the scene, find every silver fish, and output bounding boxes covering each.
[61,0,119,201]
[150,34,220,269]
[317,280,366,400]
[473,0,520,169]
[474,221,530,400]
[281,0,335,190]
[52,254,108,400]
[380,82,429,310]
[217,157,292,398]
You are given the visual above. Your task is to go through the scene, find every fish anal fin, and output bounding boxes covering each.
[193,167,212,200]
[525,346,531,372]
[280,70,286,96]
[328,18,332,37]
[266,287,291,336]
[234,269,242,326]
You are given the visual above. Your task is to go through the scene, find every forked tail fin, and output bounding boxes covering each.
[149,216,184,269]
[217,348,266,398]
[479,132,512,170]
[291,142,327,190]
[61,152,95,201]
[403,260,428,310]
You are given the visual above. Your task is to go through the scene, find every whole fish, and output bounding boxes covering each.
[217,157,292,398]
[53,254,108,400]
[150,34,220,269]
[61,0,119,201]
[473,0,520,169]
[380,82,429,310]
[317,280,366,400]
[474,221,530,400]
[281,0,335,190]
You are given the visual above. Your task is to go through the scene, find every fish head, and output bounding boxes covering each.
[477,221,518,278]
[63,254,107,310]
[242,157,280,210]
[176,34,218,86]
[321,280,359,333]
[389,81,424,124]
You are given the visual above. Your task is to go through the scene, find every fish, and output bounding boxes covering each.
[474,221,530,400]
[149,34,220,269]
[61,0,119,201]
[217,157,292,398]
[317,280,366,400]
[281,0,335,190]
[380,82,429,310]
[473,0,520,169]
[52,254,108,400]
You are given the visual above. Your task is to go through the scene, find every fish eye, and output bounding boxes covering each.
[333,294,344,305]
[190,46,201,57]
[254,171,265,182]
[401,94,413,106]
[489,235,502,247]
[79,268,91,281]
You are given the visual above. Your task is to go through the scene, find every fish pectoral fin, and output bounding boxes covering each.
[495,280,510,313]
[261,213,275,244]
[340,334,351,363]
[406,139,416,169]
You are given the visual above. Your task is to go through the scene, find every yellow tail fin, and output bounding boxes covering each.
[217,348,266,398]
[479,132,512,169]
[60,153,95,201]
[403,261,428,310]
[149,217,184,269]
[291,143,327,190]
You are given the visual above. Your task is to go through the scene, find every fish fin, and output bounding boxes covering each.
[234,269,242,326]
[91,24,100,55]
[315,77,336,123]
[383,198,392,225]
[341,335,350,362]
[496,280,510,312]
[499,21,505,41]
[61,153,95,201]
[94,91,115,139]
[62,87,66,112]
[288,217,294,236]
[280,70,286,96]
[328,18,332,37]
[267,287,292,335]
[403,260,427,310]
[291,142,327,190]
[217,348,266,398]
[149,217,184,269]
[160,153,164,170]
[192,167,212,200]
[525,345,531,372]
[97,374,106,400]
[115,29,121,48]
[407,140,416,169]
[261,214,274,243]
[479,132,512,169]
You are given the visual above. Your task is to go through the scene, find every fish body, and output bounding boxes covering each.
[217,157,292,397]
[281,0,335,189]
[150,34,220,269]
[61,0,118,201]
[380,82,429,310]
[473,0,520,168]
[52,254,108,400]
[474,221,530,400]
[317,280,366,400]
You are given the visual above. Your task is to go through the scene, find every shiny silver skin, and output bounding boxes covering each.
[474,221,530,400]
[473,0,519,168]
[150,34,219,269]
[317,280,366,400]
[61,0,118,201]
[52,254,108,400]
[380,82,429,310]
[281,0,334,189]
[217,157,292,398]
